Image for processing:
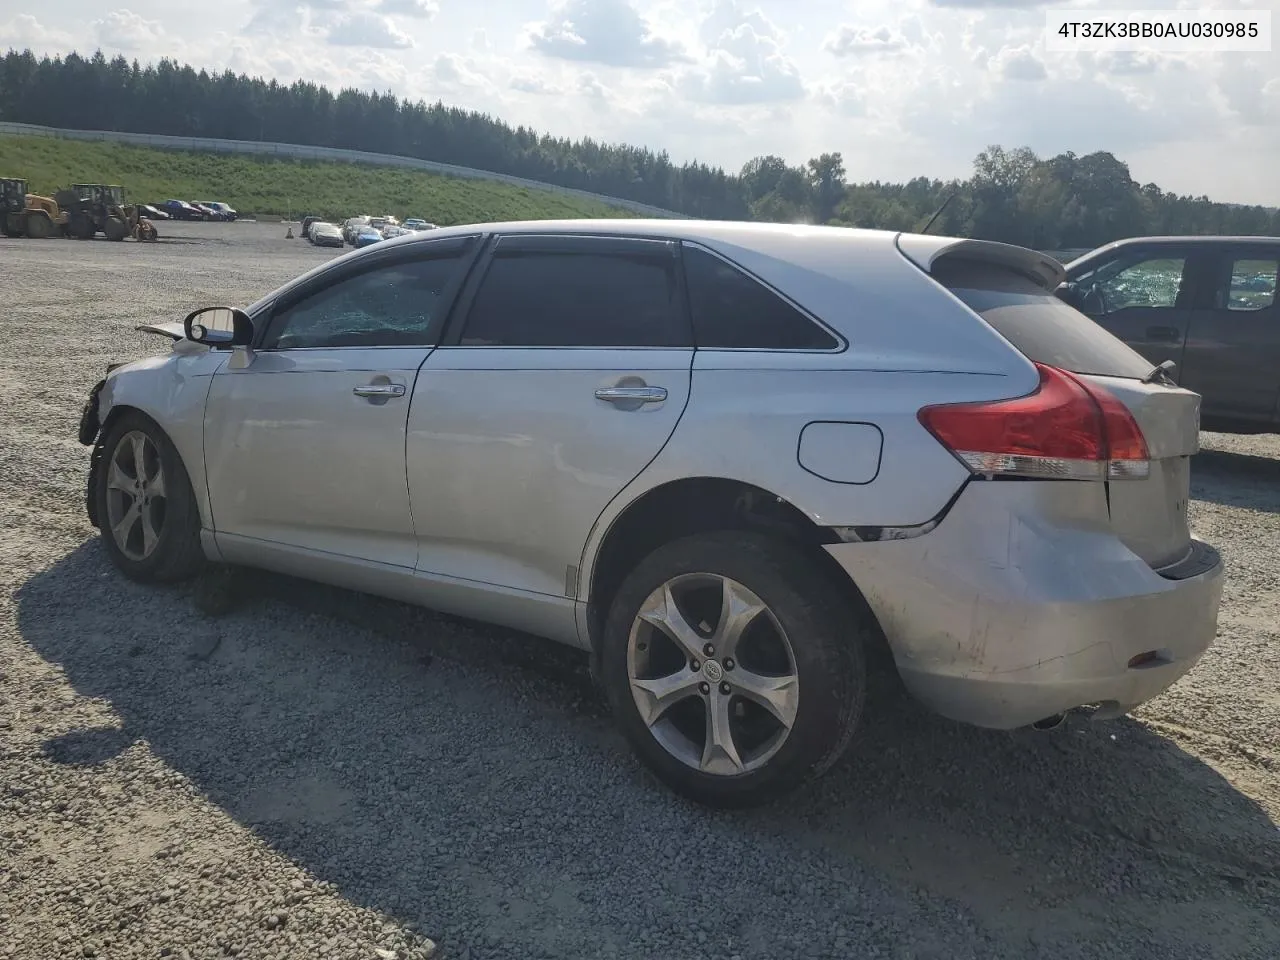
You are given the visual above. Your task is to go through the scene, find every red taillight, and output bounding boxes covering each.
[918,363,1150,481]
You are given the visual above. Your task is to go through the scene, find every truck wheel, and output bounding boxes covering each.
[69,214,95,240]
[600,531,867,809]
[104,216,128,241]
[25,211,54,239]
[1,213,23,237]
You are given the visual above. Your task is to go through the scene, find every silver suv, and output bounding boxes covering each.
[77,220,1224,808]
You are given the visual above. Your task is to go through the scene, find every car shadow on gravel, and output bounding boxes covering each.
[1192,447,1280,514]
[15,541,1280,959]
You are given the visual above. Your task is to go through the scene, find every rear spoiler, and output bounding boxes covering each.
[895,235,1066,291]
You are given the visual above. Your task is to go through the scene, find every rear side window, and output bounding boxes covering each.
[1225,257,1278,311]
[682,245,839,350]
[460,249,687,347]
[932,258,1153,380]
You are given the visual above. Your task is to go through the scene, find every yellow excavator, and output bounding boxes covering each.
[0,177,65,238]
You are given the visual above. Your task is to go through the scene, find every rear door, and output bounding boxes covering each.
[934,258,1201,572]
[1065,245,1214,376]
[406,233,694,598]
[1178,246,1280,426]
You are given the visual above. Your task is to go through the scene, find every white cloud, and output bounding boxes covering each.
[0,13,75,51]
[430,52,493,91]
[527,0,687,68]
[989,44,1046,81]
[823,25,906,57]
[510,73,563,95]
[93,9,167,52]
[375,0,439,17]
[673,3,803,105]
[326,11,414,49]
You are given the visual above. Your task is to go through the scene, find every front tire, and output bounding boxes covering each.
[24,211,54,239]
[94,413,206,583]
[601,531,866,808]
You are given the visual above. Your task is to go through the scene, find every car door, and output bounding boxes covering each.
[1066,246,1213,376]
[1179,246,1280,425]
[203,235,479,567]
[406,233,694,600]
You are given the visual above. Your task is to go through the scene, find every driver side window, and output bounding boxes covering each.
[265,253,465,349]
[1082,257,1188,314]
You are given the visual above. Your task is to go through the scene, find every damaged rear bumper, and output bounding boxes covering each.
[825,480,1224,730]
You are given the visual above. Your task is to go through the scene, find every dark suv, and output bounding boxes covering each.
[1057,236,1280,434]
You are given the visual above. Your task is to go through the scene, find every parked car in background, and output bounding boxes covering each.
[137,204,169,221]
[198,201,237,221]
[352,223,383,247]
[1057,235,1280,434]
[189,202,222,221]
[160,199,204,221]
[382,224,413,240]
[343,216,371,244]
[77,220,1222,809]
[403,219,437,231]
[301,216,322,241]
[309,221,344,248]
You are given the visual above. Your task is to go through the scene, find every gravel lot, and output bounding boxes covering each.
[2,221,1278,960]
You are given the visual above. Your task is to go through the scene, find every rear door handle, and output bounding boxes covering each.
[1145,325,1182,343]
[594,386,668,404]
[353,383,406,398]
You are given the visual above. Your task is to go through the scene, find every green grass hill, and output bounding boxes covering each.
[0,134,640,224]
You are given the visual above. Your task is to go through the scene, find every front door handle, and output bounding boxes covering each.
[353,383,406,399]
[594,386,668,404]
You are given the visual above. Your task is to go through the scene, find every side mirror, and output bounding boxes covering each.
[1055,281,1082,307]
[184,306,253,347]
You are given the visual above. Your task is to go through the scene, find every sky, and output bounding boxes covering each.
[1,0,1278,206]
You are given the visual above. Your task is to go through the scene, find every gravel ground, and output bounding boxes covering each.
[1,221,1278,960]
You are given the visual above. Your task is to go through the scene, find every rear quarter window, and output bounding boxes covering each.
[931,258,1154,380]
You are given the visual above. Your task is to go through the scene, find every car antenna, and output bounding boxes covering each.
[917,193,956,235]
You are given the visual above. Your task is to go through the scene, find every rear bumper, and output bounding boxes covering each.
[825,480,1224,730]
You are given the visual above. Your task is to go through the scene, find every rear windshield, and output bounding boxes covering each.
[932,258,1153,380]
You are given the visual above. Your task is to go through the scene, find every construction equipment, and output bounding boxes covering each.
[54,184,158,242]
[0,177,63,239]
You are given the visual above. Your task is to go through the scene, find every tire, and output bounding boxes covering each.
[69,213,95,240]
[600,531,866,809]
[94,412,207,584]
[104,216,128,241]
[24,211,53,239]
[1,213,23,237]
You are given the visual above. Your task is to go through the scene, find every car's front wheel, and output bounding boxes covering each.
[601,531,867,808]
[94,413,206,583]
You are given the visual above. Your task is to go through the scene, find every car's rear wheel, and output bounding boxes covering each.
[601,531,866,808]
[95,413,206,583]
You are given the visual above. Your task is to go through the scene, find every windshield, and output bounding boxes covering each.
[932,258,1154,380]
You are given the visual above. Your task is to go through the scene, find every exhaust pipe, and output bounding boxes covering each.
[1031,712,1067,731]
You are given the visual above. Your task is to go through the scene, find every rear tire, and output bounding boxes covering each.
[104,216,128,241]
[601,531,867,809]
[24,211,53,239]
[94,412,207,584]
[1,213,23,237]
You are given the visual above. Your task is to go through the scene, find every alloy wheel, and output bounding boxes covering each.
[627,573,799,776]
[104,430,168,561]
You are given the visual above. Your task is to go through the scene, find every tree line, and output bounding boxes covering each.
[1,49,1276,248]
